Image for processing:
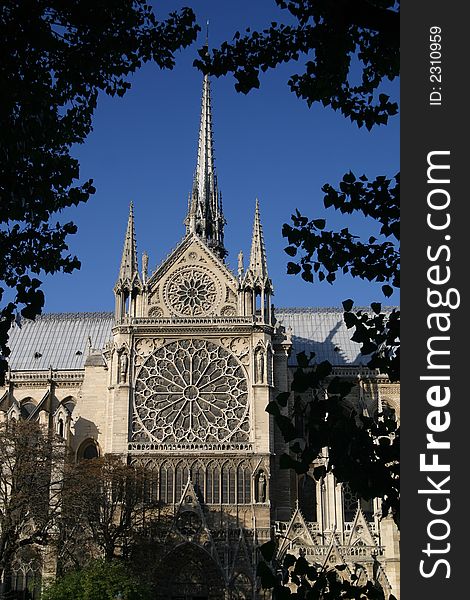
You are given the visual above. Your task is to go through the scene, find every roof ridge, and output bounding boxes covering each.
[275,306,398,313]
[26,312,115,321]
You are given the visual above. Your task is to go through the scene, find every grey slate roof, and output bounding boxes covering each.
[274,307,370,366]
[7,308,394,370]
[7,313,115,370]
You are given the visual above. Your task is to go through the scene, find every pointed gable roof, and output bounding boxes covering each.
[147,232,237,291]
[277,501,316,557]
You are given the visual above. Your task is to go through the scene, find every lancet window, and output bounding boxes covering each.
[139,459,256,505]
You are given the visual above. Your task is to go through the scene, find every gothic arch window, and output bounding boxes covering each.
[342,482,374,521]
[175,462,189,503]
[157,543,225,600]
[266,345,273,386]
[57,418,65,438]
[77,439,100,461]
[191,461,205,501]
[298,474,317,522]
[205,461,220,504]
[221,462,235,504]
[142,468,158,504]
[343,482,358,521]
[10,549,42,600]
[159,463,174,504]
[237,462,251,504]
[20,398,36,420]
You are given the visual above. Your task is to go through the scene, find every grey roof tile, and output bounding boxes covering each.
[8,313,114,370]
[274,307,396,366]
[7,308,397,370]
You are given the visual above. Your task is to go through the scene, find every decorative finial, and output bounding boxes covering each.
[142,251,149,284]
[238,250,244,278]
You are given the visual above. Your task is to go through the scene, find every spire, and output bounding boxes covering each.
[247,199,269,283]
[117,202,139,284]
[115,203,142,322]
[185,73,226,259]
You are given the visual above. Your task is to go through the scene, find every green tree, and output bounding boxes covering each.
[0,0,199,384]
[57,455,165,568]
[42,559,151,600]
[0,421,66,589]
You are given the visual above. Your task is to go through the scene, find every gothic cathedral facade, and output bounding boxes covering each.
[1,76,400,599]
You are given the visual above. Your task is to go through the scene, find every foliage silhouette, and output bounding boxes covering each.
[0,0,199,384]
[199,2,401,596]
[195,0,399,129]
[196,0,400,382]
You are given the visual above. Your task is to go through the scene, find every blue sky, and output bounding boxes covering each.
[41,0,399,313]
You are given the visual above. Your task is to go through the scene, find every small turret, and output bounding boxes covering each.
[241,200,273,324]
[114,203,142,321]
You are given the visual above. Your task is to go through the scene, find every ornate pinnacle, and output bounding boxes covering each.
[247,199,269,284]
[117,202,140,286]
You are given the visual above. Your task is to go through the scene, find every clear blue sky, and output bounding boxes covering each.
[41,0,399,313]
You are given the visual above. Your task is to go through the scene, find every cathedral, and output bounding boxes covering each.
[1,75,400,599]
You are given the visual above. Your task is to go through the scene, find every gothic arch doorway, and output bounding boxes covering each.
[155,543,225,600]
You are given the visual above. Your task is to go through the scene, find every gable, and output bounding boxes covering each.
[146,234,239,318]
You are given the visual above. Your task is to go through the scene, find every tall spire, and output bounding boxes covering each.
[117,202,139,284]
[247,199,269,284]
[185,73,226,259]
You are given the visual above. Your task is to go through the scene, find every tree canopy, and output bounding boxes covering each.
[0,421,66,586]
[195,0,399,129]
[0,0,199,383]
[42,559,151,600]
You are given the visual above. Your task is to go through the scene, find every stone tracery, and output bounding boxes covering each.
[132,340,249,445]
[164,267,218,316]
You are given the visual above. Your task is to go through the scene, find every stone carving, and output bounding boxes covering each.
[164,268,218,316]
[221,305,236,317]
[254,346,265,384]
[177,511,202,537]
[119,352,128,384]
[256,470,267,503]
[132,340,249,445]
[148,306,163,317]
[225,288,237,303]
[135,338,155,356]
[220,337,249,365]
[134,338,166,368]
[230,338,249,356]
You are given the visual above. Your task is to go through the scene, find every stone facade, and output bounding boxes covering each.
[0,75,400,599]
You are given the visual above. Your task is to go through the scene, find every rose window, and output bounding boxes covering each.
[132,340,249,444]
[164,268,218,316]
